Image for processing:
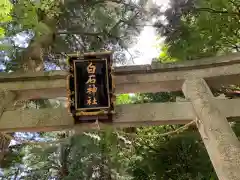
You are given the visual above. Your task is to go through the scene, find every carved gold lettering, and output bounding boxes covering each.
[86,96,98,105]
[87,85,97,94]
[86,75,96,84]
[87,62,96,74]
[92,97,98,105]
[87,97,92,105]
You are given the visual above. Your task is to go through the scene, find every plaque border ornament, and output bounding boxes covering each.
[66,51,115,124]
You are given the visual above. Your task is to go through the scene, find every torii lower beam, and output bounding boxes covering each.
[1,99,240,132]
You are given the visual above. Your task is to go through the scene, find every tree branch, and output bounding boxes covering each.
[57,31,102,36]
[194,7,240,16]
[222,37,240,51]
[229,0,240,11]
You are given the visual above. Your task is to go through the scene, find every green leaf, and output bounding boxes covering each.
[0,27,5,38]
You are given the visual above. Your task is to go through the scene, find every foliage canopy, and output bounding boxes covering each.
[1,0,240,179]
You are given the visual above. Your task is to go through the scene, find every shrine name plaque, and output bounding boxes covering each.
[67,52,115,124]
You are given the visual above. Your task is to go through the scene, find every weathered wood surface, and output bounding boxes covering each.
[182,78,240,180]
[0,90,16,162]
[0,53,239,100]
[1,99,240,132]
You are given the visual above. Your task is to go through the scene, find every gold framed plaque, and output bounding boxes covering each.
[66,52,115,124]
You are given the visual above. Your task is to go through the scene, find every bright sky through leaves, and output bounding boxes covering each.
[127,0,169,65]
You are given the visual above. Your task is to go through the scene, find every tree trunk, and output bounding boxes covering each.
[59,132,70,179]
[19,19,56,72]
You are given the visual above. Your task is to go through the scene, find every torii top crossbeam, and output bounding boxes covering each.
[0,52,239,101]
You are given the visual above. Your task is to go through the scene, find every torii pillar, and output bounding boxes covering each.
[182,78,240,180]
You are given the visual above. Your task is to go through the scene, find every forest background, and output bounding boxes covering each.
[0,0,240,179]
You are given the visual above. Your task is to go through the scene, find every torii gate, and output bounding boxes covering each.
[0,53,240,180]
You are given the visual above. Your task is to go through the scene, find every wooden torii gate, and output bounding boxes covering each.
[0,53,240,180]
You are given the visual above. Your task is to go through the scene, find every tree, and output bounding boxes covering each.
[130,0,240,179]
[2,0,240,179]
[2,0,155,72]
[0,0,12,38]
[156,0,240,61]
[0,1,161,179]
[125,93,240,180]
[156,0,240,103]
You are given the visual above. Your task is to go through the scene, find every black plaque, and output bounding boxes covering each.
[74,59,110,110]
[66,52,115,124]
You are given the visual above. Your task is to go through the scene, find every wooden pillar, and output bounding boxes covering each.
[0,90,16,164]
[182,78,240,180]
